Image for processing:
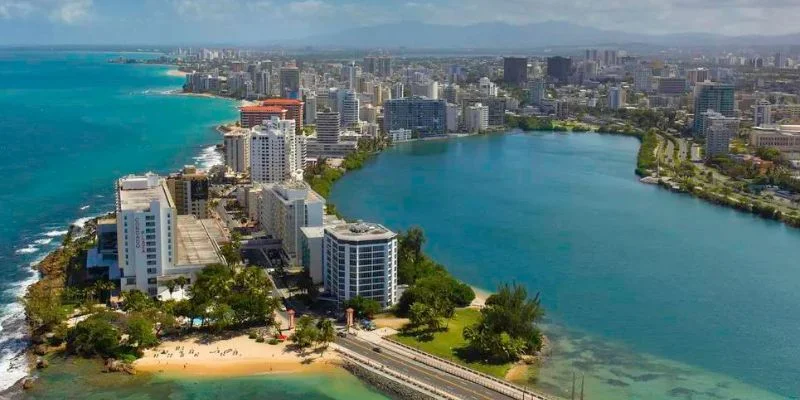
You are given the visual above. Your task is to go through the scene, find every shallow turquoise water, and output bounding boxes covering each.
[330,132,800,400]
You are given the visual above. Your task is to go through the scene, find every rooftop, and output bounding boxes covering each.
[326,221,396,242]
[240,105,287,113]
[753,125,800,135]
[263,98,302,106]
[117,173,174,212]
[173,215,225,267]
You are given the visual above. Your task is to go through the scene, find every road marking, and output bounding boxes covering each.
[340,337,501,400]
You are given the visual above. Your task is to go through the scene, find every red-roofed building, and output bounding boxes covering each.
[262,98,304,133]
[239,106,287,129]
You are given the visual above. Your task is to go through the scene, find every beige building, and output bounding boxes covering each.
[750,125,800,153]
[224,129,250,174]
[166,165,209,218]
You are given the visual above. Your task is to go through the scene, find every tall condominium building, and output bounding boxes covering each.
[706,119,738,158]
[608,86,626,109]
[383,97,447,137]
[250,117,305,184]
[316,111,341,144]
[697,110,739,139]
[465,103,489,133]
[259,181,324,262]
[754,100,773,127]
[693,82,735,135]
[547,56,572,84]
[304,93,317,125]
[411,80,439,99]
[239,106,287,129]
[166,165,209,219]
[279,66,301,99]
[339,89,360,128]
[255,71,270,95]
[117,174,176,296]
[377,56,392,77]
[478,77,497,97]
[528,79,546,105]
[503,57,528,86]
[262,98,304,133]
[686,68,710,85]
[363,56,377,74]
[603,50,618,66]
[323,222,398,307]
[224,130,250,174]
[446,103,459,133]
[634,66,653,92]
[443,84,459,104]
[392,82,404,99]
[658,78,687,95]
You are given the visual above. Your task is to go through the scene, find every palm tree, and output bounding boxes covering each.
[174,276,189,296]
[164,280,177,300]
[316,319,335,350]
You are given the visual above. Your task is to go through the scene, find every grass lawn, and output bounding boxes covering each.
[390,308,512,378]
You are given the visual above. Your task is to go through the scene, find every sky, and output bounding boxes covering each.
[0,0,797,45]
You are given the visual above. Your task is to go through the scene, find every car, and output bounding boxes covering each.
[279,304,287,312]
[337,331,347,338]
[372,347,382,353]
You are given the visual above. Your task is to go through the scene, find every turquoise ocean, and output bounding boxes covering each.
[330,133,800,400]
[0,51,385,399]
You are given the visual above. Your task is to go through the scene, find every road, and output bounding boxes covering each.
[336,335,517,400]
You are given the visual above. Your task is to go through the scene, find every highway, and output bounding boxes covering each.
[336,335,517,400]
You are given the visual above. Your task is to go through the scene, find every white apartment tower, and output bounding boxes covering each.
[249,117,306,184]
[117,173,176,296]
[323,222,398,307]
[465,103,489,133]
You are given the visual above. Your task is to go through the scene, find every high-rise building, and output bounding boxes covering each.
[634,66,653,92]
[503,57,528,86]
[316,111,341,144]
[446,103,459,133]
[443,84,459,104]
[255,71,270,95]
[377,56,392,77]
[706,115,739,158]
[392,82,404,99]
[658,78,687,95]
[775,52,785,69]
[262,98,304,133]
[693,81,735,135]
[117,173,176,296]
[304,93,317,125]
[755,100,773,127]
[323,222,398,307]
[608,86,626,109]
[224,130,250,174]
[465,103,489,133]
[166,165,209,219]
[603,50,618,66]
[686,68,709,85]
[383,97,447,137]
[249,117,305,184]
[259,181,324,262]
[528,79,546,105]
[239,105,287,129]
[339,89,360,127]
[697,110,739,139]
[279,66,301,99]
[547,56,572,84]
[478,77,497,97]
[363,56,377,74]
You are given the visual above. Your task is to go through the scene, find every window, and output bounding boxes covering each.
[147,278,157,284]
[126,277,135,285]
[147,260,157,265]
[147,267,157,274]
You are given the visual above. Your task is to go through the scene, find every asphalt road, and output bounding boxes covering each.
[336,335,517,400]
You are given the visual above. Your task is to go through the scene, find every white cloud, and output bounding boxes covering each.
[0,1,35,19]
[49,0,92,24]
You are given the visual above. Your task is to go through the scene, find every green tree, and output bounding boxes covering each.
[23,284,68,333]
[291,315,319,348]
[164,280,177,300]
[316,319,335,349]
[66,314,120,357]
[343,296,382,319]
[125,313,158,354]
[463,283,545,363]
[121,290,156,312]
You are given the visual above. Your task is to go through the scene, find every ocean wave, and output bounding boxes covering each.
[80,205,90,211]
[43,230,68,238]
[14,246,38,255]
[193,145,223,171]
[71,216,93,229]
[0,270,38,391]
[33,238,53,246]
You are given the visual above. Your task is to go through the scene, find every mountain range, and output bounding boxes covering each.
[292,21,800,50]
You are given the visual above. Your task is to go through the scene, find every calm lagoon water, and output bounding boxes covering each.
[330,132,800,400]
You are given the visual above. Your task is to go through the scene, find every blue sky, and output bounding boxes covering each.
[0,0,796,45]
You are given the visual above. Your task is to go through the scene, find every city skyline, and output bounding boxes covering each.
[3,0,800,45]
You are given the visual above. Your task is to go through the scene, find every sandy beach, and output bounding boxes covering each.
[470,286,492,308]
[166,68,188,78]
[134,334,340,377]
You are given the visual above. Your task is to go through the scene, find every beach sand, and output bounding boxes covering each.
[134,334,340,377]
[470,286,492,308]
[166,68,188,78]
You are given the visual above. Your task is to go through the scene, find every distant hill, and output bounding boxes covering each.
[290,20,800,49]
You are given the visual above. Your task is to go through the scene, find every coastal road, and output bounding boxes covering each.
[336,335,517,400]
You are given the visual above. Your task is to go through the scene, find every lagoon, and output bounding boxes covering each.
[329,132,800,400]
